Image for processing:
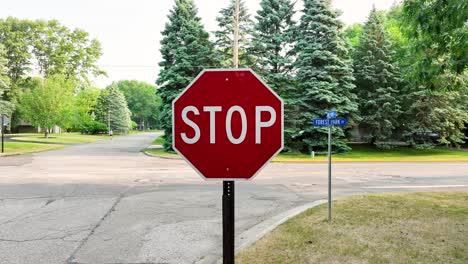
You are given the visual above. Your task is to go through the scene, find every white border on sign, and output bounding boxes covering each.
[172,68,284,181]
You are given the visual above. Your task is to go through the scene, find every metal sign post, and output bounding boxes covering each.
[223,1,239,262]
[223,181,235,264]
[327,124,331,223]
[313,112,347,223]
[1,115,4,153]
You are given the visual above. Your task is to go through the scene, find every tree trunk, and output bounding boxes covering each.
[45,129,49,138]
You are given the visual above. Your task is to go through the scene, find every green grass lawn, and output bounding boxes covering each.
[237,192,468,264]
[276,145,468,162]
[152,135,165,145]
[0,141,64,156]
[144,136,468,162]
[9,133,109,144]
[1,133,109,156]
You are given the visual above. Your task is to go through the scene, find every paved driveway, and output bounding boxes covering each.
[0,132,467,264]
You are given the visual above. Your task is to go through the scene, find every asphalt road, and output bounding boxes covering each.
[0,132,467,264]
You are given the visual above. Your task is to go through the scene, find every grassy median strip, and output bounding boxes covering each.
[237,192,468,264]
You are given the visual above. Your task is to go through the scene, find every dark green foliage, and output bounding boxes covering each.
[250,0,297,150]
[402,0,467,80]
[95,84,132,134]
[214,0,254,67]
[116,80,161,130]
[400,0,468,147]
[353,8,402,144]
[292,0,359,153]
[157,0,214,150]
[79,120,107,135]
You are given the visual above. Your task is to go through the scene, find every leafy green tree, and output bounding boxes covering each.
[353,7,402,144]
[250,0,297,149]
[0,17,105,129]
[157,0,214,150]
[403,0,467,83]
[214,0,254,67]
[116,80,161,130]
[32,20,105,81]
[292,0,359,153]
[0,44,14,116]
[0,17,35,104]
[95,84,132,134]
[18,75,75,137]
[400,0,468,147]
[343,24,363,48]
[73,86,101,132]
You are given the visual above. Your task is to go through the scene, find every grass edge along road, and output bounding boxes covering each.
[0,133,108,156]
[0,141,64,156]
[145,136,468,162]
[237,192,468,264]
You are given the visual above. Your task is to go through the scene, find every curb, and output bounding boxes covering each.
[197,199,327,264]
[236,199,327,252]
[0,153,21,158]
[142,150,182,160]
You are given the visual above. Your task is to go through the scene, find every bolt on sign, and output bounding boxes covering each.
[172,69,284,180]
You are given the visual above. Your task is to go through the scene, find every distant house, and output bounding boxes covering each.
[16,120,61,134]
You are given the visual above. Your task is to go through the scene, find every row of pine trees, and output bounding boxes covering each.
[156,0,466,153]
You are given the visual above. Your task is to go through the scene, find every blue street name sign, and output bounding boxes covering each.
[327,110,337,119]
[313,118,347,127]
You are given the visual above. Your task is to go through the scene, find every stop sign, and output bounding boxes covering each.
[172,69,283,180]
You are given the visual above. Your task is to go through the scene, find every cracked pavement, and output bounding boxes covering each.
[0,132,467,264]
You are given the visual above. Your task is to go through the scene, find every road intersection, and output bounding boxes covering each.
[0,132,466,263]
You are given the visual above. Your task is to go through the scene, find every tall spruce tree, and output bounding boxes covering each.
[157,0,213,150]
[95,84,132,134]
[214,0,254,67]
[293,0,359,153]
[250,0,297,149]
[353,7,402,145]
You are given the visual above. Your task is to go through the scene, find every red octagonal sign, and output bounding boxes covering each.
[172,69,283,180]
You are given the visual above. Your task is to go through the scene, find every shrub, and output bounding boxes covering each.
[80,120,107,134]
[375,142,399,150]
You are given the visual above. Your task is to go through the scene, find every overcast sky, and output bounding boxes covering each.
[1,0,400,87]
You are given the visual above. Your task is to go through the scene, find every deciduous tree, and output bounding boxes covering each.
[18,75,75,137]
[0,44,14,116]
[117,80,161,130]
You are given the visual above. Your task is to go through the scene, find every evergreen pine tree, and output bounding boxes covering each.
[353,7,402,145]
[157,0,214,150]
[95,84,132,134]
[293,0,359,153]
[250,0,297,150]
[214,0,254,67]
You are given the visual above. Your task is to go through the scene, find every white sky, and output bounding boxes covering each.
[1,0,399,87]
